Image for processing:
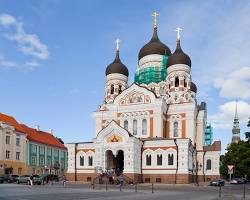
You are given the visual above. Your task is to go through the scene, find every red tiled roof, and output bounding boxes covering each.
[0,112,26,133]
[20,124,67,150]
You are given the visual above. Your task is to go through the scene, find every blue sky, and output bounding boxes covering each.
[0,0,250,154]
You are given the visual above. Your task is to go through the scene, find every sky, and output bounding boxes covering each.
[0,0,250,154]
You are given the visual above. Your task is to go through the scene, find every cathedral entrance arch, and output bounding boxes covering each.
[105,150,124,175]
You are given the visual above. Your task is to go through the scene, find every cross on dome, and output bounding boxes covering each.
[152,11,159,28]
[115,38,121,51]
[175,27,182,41]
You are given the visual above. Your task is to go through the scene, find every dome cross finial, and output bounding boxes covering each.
[175,27,182,41]
[115,38,121,51]
[152,11,159,29]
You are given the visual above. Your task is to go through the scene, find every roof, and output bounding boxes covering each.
[20,124,67,150]
[0,112,26,133]
[138,27,171,60]
[105,50,129,77]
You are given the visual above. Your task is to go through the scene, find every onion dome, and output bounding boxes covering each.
[138,27,171,60]
[105,48,129,77]
[167,39,191,67]
[190,82,197,93]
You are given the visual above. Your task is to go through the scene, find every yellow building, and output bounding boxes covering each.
[0,113,28,175]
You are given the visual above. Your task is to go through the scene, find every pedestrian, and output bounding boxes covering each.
[29,175,33,187]
[63,175,66,187]
[119,174,125,186]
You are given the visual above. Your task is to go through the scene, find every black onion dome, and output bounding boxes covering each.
[167,40,191,67]
[138,28,171,60]
[105,50,129,77]
[190,82,197,93]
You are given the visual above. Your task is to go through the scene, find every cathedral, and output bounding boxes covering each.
[66,13,221,184]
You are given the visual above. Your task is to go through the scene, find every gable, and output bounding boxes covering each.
[114,83,156,106]
[96,121,131,142]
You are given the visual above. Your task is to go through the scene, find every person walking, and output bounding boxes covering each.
[62,175,66,187]
[29,175,33,187]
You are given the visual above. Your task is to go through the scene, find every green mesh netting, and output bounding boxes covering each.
[135,55,168,85]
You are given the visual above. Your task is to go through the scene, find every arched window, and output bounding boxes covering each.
[174,122,178,137]
[80,156,84,166]
[142,119,147,135]
[133,120,137,135]
[157,154,162,166]
[124,120,128,131]
[88,156,93,166]
[184,78,187,87]
[175,77,179,87]
[168,154,174,165]
[206,159,212,170]
[110,84,114,94]
[146,155,151,166]
[119,85,122,94]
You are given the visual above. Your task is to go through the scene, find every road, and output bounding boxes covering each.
[0,182,249,200]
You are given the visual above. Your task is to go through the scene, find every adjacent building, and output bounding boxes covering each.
[0,113,28,175]
[66,14,221,184]
[0,112,67,176]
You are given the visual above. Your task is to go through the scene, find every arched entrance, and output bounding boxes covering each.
[105,150,124,175]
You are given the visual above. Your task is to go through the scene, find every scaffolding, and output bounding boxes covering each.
[135,55,168,85]
[205,124,213,146]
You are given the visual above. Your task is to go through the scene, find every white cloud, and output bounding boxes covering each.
[24,60,40,67]
[208,101,250,129]
[214,67,250,99]
[0,13,49,60]
[0,55,17,68]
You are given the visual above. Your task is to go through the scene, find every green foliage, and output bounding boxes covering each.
[220,141,250,179]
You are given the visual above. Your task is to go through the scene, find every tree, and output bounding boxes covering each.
[220,141,250,179]
[245,117,250,142]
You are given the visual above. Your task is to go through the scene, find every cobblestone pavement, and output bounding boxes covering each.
[0,183,249,200]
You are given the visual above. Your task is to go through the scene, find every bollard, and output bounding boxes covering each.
[120,184,122,192]
[243,182,246,199]
[218,184,221,198]
[152,183,154,194]
[106,182,108,192]
[135,183,137,193]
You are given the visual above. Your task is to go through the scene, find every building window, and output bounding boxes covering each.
[40,157,44,166]
[32,145,37,154]
[16,152,20,160]
[6,150,10,159]
[110,85,114,94]
[80,156,84,166]
[47,157,52,166]
[88,156,93,166]
[31,156,37,165]
[39,146,45,155]
[6,135,10,145]
[133,120,137,135]
[184,78,187,87]
[16,138,20,146]
[168,154,174,165]
[175,77,179,87]
[18,168,22,175]
[119,85,122,94]
[146,155,151,166]
[206,159,212,170]
[124,120,128,131]
[142,119,147,135]
[157,154,162,166]
[173,122,178,137]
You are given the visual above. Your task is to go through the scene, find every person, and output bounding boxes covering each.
[62,175,66,187]
[29,175,33,187]
[119,174,125,186]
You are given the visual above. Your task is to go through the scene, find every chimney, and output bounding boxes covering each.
[35,125,40,131]
[50,129,54,134]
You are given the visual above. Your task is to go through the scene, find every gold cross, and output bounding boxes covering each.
[152,11,159,28]
[115,38,121,51]
[175,27,182,41]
